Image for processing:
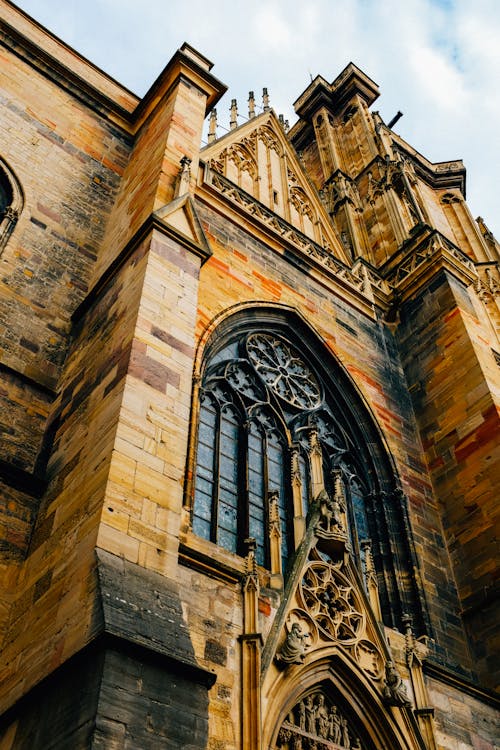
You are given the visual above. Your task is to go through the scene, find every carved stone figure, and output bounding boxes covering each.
[316,489,344,533]
[329,704,342,744]
[383,661,411,706]
[276,692,365,750]
[277,622,308,665]
[341,716,351,748]
[298,699,306,731]
[315,694,330,738]
[305,695,316,734]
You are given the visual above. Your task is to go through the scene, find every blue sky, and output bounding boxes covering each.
[11,0,500,236]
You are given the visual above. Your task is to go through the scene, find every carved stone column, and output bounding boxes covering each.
[308,427,324,499]
[0,206,19,254]
[290,444,306,548]
[314,108,340,181]
[240,539,263,750]
[361,539,382,622]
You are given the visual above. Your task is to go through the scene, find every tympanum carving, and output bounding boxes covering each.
[276,691,364,749]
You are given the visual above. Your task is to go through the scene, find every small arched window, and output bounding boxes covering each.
[0,178,12,214]
[191,322,427,634]
[0,157,23,254]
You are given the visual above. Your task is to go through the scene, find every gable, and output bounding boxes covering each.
[200,111,350,264]
[260,515,425,750]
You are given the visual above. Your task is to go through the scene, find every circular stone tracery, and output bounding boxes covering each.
[298,562,364,643]
[246,333,322,409]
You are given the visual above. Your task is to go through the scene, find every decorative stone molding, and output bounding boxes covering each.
[274,546,385,684]
[204,167,366,295]
[383,230,476,290]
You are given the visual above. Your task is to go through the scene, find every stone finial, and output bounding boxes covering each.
[244,537,257,576]
[361,539,374,573]
[262,87,270,112]
[268,490,281,538]
[402,613,416,658]
[278,114,290,133]
[248,91,255,119]
[230,98,238,130]
[208,108,217,143]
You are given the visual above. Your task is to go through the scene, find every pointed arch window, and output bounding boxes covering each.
[0,157,23,254]
[190,325,427,634]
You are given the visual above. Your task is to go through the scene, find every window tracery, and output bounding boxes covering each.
[190,322,427,634]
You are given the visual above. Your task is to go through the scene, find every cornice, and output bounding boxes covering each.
[380,228,478,301]
[393,142,466,196]
[0,16,135,126]
[1,16,226,133]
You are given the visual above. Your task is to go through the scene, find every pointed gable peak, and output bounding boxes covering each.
[200,109,349,264]
[154,193,212,261]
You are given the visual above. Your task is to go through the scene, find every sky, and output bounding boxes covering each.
[12,0,500,237]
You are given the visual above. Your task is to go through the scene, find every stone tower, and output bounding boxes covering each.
[0,2,498,748]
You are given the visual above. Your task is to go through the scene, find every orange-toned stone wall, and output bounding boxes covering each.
[428,675,498,750]
[192,198,473,675]
[397,271,500,689]
[0,42,129,386]
[96,228,204,576]
[0,10,498,748]
[95,67,214,283]
[0,34,133,650]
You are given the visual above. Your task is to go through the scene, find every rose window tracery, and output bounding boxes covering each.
[246,333,322,409]
[192,323,427,636]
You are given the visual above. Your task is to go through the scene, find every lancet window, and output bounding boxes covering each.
[191,320,427,634]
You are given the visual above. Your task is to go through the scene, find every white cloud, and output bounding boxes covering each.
[9,0,500,235]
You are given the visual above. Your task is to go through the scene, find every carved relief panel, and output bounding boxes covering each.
[276,690,365,749]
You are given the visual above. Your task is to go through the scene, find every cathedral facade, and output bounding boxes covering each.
[0,2,498,748]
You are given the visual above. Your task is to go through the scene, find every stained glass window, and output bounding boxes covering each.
[190,327,426,633]
[191,331,371,574]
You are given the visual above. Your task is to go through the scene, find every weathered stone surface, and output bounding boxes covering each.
[0,5,498,750]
